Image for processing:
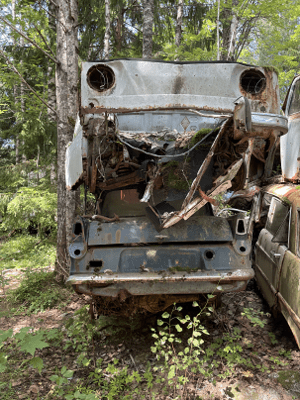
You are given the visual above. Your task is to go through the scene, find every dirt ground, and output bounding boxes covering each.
[1,269,300,400]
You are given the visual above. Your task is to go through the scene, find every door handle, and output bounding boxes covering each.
[270,250,281,258]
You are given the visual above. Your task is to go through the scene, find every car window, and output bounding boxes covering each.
[288,79,300,115]
[265,197,289,237]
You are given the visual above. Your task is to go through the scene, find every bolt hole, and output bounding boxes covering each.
[204,250,215,260]
[74,249,81,256]
[240,246,246,253]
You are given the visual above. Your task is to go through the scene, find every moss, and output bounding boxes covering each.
[167,170,191,190]
[162,160,191,191]
[190,128,212,147]
[277,370,300,390]
[282,196,292,206]
[161,161,179,170]
[263,65,280,76]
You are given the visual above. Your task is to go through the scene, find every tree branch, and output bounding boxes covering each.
[47,0,58,7]
[32,23,56,58]
[0,16,59,64]
[0,48,57,116]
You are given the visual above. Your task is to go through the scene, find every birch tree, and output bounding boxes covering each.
[56,0,79,276]
[104,0,111,59]
[175,0,184,61]
[142,0,154,58]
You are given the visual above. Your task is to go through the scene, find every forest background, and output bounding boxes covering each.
[0,0,299,276]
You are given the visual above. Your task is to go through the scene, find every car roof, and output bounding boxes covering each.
[264,183,300,206]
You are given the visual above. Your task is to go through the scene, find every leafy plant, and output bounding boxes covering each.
[241,307,269,328]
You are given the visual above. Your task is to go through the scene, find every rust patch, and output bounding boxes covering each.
[289,111,300,120]
[116,229,121,243]
[81,105,233,115]
[106,233,112,244]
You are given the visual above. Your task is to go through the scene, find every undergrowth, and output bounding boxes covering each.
[0,293,294,400]
[0,234,56,271]
[6,269,71,314]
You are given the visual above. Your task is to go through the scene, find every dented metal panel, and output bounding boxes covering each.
[66,118,88,190]
[87,215,233,246]
[81,60,280,115]
[117,110,217,134]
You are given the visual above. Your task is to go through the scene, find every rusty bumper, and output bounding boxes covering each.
[67,269,254,297]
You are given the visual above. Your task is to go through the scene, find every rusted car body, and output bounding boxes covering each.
[254,75,300,348]
[65,60,288,313]
[254,184,300,347]
[281,74,300,182]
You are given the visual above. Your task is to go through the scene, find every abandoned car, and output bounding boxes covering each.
[254,74,300,348]
[65,59,288,314]
[255,184,300,348]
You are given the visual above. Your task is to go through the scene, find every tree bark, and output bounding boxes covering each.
[142,0,154,59]
[12,0,19,164]
[55,0,78,277]
[175,0,184,60]
[220,0,238,61]
[115,2,124,55]
[104,0,111,59]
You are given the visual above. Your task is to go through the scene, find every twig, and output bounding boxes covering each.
[0,16,59,64]
[0,48,57,116]
[129,353,138,370]
[32,22,56,57]
[47,0,58,6]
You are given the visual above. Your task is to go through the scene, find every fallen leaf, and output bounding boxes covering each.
[29,384,39,393]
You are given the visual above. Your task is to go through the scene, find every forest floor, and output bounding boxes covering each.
[0,266,300,400]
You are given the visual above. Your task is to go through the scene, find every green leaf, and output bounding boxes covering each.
[167,365,176,380]
[207,294,215,299]
[175,324,183,332]
[0,329,13,346]
[157,320,164,326]
[162,312,170,319]
[15,327,31,342]
[192,301,199,307]
[19,332,49,356]
[29,357,43,373]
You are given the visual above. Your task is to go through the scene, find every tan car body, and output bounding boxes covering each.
[255,184,300,348]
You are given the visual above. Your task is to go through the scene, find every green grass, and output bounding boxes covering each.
[0,234,56,271]
[5,269,71,314]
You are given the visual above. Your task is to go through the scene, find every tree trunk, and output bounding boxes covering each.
[115,3,124,55]
[142,0,154,59]
[55,0,78,277]
[12,0,20,164]
[104,0,111,59]
[175,0,184,61]
[220,0,238,61]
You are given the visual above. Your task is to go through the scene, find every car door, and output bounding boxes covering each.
[281,75,300,181]
[255,196,290,308]
[277,207,300,347]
